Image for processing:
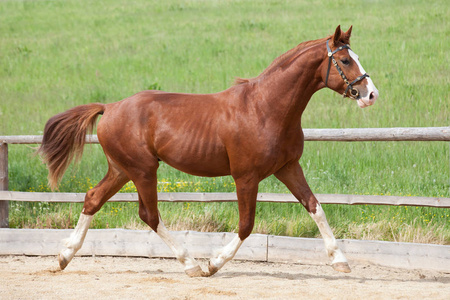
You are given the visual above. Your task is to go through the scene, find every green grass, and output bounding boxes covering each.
[1,0,449,243]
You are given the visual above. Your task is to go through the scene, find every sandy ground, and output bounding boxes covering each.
[1,255,449,300]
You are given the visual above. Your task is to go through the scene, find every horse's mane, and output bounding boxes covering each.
[235,35,332,85]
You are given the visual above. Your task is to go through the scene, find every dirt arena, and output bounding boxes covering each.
[1,255,449,299]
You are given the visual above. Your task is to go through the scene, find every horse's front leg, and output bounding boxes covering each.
[207,176,259,276]
[275,161,351,273]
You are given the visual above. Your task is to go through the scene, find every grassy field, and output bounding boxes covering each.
[1,0,449,244]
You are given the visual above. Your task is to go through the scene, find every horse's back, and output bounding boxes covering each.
[97,90,233,177]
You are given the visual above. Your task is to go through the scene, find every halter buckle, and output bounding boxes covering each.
[350,88,359,98]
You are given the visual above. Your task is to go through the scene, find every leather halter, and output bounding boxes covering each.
[324,39,369,99]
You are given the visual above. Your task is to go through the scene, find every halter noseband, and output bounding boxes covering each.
[324,39,369,99]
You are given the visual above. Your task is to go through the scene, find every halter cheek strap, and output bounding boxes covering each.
[324,39,369,100]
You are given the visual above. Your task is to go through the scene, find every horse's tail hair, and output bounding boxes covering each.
[38,103,105,190]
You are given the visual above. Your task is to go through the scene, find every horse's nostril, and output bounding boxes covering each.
[369,92,374,100]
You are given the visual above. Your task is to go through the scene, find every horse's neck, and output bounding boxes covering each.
[249,43,325,124]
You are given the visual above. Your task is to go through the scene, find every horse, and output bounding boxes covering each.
[39,25,379,277]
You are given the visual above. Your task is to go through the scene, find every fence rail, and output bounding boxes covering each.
[2,229,449,272]
[1,191,449,208]
[1,127,449,227]
[1,127,450,144]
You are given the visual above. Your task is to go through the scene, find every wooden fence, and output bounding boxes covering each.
[2,228,449,271]
[1,127,450,228]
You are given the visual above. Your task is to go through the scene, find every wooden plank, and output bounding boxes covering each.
[1,191,449,208]
[0,229,267,261]
[267,235,450,271]
[1,229,448,272]
[303,127,450,141]
[1,127,450,144]
[337,239,450,272]
[0,143,8,228]
[0,135,43,144]
[267,236,328,264]
[259,193,450,207]
[316,194,450,207]
[0,135,98,144]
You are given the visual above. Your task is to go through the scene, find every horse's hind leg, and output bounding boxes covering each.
[274,161,350,273]
[59,161,129,270]
[58,213,92,270]
[133,166,206,277]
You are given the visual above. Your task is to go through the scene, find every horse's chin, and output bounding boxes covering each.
[357,98,370,108]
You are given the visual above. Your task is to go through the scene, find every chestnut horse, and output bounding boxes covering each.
[39,25,378,277]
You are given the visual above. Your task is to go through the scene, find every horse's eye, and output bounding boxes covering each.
[341,58,350,66]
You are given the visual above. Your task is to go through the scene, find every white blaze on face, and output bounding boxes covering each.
[348,50,379,108]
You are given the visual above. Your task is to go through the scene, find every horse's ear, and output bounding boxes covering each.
[332,25,342,46]
[343,25,353,44]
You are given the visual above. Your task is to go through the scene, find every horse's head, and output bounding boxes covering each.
[322,25,379,108]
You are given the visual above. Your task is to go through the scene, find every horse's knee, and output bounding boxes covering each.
[238,219,254,240]
[138,205,159,231]
[82,187,111,215]
[82,189,100,215]
[300,196,319,214]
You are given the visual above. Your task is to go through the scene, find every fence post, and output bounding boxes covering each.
[0,143,9,228]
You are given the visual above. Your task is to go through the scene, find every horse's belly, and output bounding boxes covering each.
[163,158,231,177]
[160,153,231,177]
[155,140,231,177]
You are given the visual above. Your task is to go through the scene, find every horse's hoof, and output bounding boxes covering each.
[185,265,207,277]
[332,262,351,273]
[207,261,219,277]
[58,253,68,270]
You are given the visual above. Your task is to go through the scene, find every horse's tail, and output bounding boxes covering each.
[38,103,105,190]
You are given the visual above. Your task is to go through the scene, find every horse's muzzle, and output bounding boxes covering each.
[357,89,379,108]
